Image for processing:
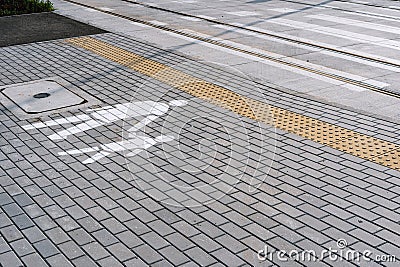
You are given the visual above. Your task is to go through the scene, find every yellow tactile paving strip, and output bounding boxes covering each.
[65,37,400,170]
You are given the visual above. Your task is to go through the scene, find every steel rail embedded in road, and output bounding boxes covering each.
[62,0,400,99]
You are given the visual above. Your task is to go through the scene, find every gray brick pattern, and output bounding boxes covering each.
[0,31,399,267]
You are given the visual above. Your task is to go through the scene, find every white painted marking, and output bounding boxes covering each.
[270,6,400,23]
[149,20,168,26]
[224,22,400,67]
[86,8,97,13]
[98,7,114,12]
[307,14,400,35]
[23,100,189,164]
[22,114,91,130]
[197,15,216,20]
[49,120,105,140]
[226,11,260,17]
[129,21,151,28]
[267,18,400,51]
[213,24,400,72]
[60,134,174,164]
[128,4,143,8]
[269,8,297,13]
[167,29,388,90]
[59,147,100,155]
[172,0,197,3]
[180,16,201,22]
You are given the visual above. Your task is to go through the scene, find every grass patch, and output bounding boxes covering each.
[0,0,54,17]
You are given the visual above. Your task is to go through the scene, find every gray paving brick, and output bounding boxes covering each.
[376,230,400,245]
[45,227,70,245]
[12,214,35,230]
[322,205,353,220]
[116,197,141,211]
[116,231,144,249]
[46,254,74,267]
[141,231,169,250]
[244,223,274,242]
[34,239,59,258]
[216,234,247,254]
[165,232,194,251]
[2,203,24,217]
[191,234,221,253]
[13,194,34,207]
[199,210,227,226]
[1,225,23,242]
[58,241,85,260]
[172,221,200,238]
[125,219,151,236]
[65,205,88,220]
[185,247,217,266]
[56,216,80,232]
[87,206,112,221]
[82,242,110,260]
[21,253,46,267]
[77,217,103,233]
[371,206,400,222]
[159,245,190,265]
[323,194,353,209]
[69,228,94,246]
[132,208,157,223]
[9,239,35,257]
[211,248,245,266]
[124,257,148,267]
[274,203,304,218]
[108,243,136,262]
[374,218,400,234]
[109,207,134,222]
[71,255,98,267]
[251,202,280,218]
[224,210,253,227]
[349,217,381,234]
[133,244,163,264]
[346,206,379,222]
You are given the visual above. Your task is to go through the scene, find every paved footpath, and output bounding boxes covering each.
[1,0,400,266]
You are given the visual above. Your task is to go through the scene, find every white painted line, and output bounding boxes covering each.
[269,8,298,13]
[231,22,400,66]
[129,21,150,28]
[168,29,389,90]
[180,16,202,22]
[149,20,168,26]
[267,18,400,51]
[197,15,217,20]
[226,11,260,17]
[172,0,198,3]
[342,10,400,22]
[307,14,400,35]
[270,5,400,22]
[98,7,114,12]
[213,24,400,72]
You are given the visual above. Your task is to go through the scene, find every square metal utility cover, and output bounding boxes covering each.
[0,78,101,119]
[2,79,85,113]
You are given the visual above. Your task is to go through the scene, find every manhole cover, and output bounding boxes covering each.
[1,79,86,114]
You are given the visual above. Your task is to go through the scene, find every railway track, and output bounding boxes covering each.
[62,0,400,98]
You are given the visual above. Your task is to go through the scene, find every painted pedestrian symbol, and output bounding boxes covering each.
[58,134,174,164]
[22,100,188,163]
